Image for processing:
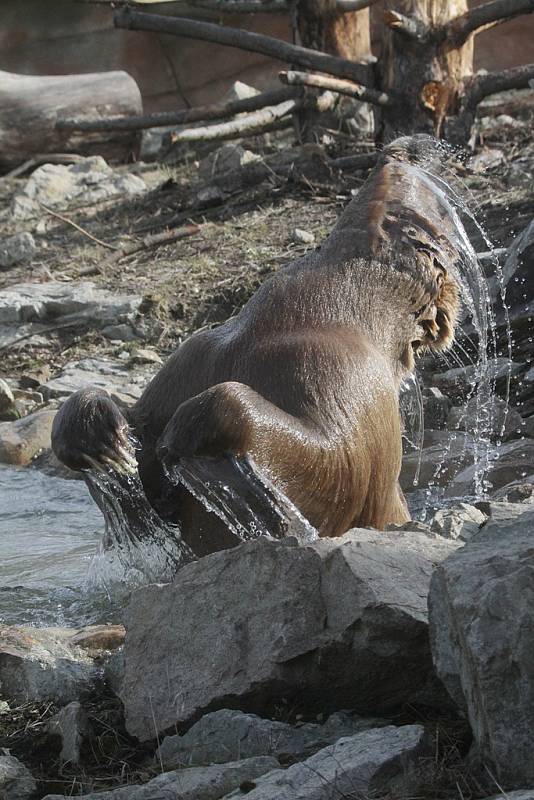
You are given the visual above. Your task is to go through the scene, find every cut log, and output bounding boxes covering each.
[0,70,143,172]
[280,70,390,105]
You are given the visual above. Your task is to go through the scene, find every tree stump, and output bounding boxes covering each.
[380,0,473,138]
[0,70,143,172]
[293,0,372,140]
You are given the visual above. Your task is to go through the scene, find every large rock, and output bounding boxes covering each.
[224,725,426,800]
[0,232,37,268]
[0,756,36,800]
[400,429,476,491]
[0,281,140,326]
[40,357,152,401]
[42,756,278,800]
[121,531,458,741]
[11,157,146,219]
[157,708,389,768]
[0,624,124,705]
[47,701,92,765]
[431,359,524,402]
[0,409,56,465]
[445,439,534,497]
[429,506,534,787]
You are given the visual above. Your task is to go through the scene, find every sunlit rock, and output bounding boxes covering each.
[429,505,534,786]
[120,531,458,741]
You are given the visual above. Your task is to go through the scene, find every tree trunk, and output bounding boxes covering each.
[0,70,143,172]
[380,0,473,138]
[293,0,372,141]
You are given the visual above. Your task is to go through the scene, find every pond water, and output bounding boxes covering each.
[0,464,110,627]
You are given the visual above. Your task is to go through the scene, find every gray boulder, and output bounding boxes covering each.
[0,624,123,705]
[430,502,487,541]
[0,409,56,465]
[429,506,534,786]
[11,157,146,220]
[224,724,426,800]
[41,357,153,401]
[0,756,36,800]
[0,232,37,268]
[432,359,524,402]
[121,530,458,741]
[41,756,278,800]
[446,397,523,441]
[0,281,140,327]
[445,439,534,497]
[199,144,260,181]
[157,708,388,768]
[47,701,92,765]
[400,429,476,491]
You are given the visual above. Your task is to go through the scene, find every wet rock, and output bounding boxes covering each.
[69,624,125,658]
[0,280,140,330]
[432,358,524,402]
[400,429,476,491]
[292,228,315,245]
[502,218,534,322]
[473,499,533,523]
[470,147,506,172]
[0,378,19,421]
[157,709,388,768]
[199,144,261,181]
[445,439,534,497]
[41,357,152,401]
[224,725,426,800]
[41,756,278,800]
[0,409,56,465]
[491,479,534,503]
[0,232,37,268]
[484,793,534,800]
[121,530,458,741]
[423,387,451,429]
[11,157,146,220]
[0,624,123,705]
[430,502,487,541]
[429,506,534,786]
[47,701,92,765]
[446,397,523,441]
[0,755,36,800]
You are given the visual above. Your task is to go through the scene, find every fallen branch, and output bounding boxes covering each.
[100,224,201,267]
[184,0,287,11]
[280,70,390,106]
[383,9,430,40]
[444,0,534,45]
[2,153,88,180]
[56,86,299,133]
[169,94,337,145]
[39,204,119,251]
[113,6,372,84]
[447,63,534,142]
[336,0,381,9]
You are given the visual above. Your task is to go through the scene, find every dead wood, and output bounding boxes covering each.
[383,9,430,40]
[443,0,534,45]
[1,154,89,180]
[447,63,534,142]
[113,6,372,84]
[56,87,299,133]
[99,224,201,268]
[280,69,390,106]
[0,69,142,171]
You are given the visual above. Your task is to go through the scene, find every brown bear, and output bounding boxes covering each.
[52,135,461,557]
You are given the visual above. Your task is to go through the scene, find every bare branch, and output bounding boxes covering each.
[169,97,300,143]
[279,70,390,106]
[336,0,381,11]
[469,62,534,104]
[113,6,372,84]
[184,0,287,11]
[383,9,430,40]
[443,0,534,45]
[447,63,534,142]
[56,87,299,132]
[168,92,337,145]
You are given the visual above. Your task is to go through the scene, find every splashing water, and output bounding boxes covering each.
[167,456,317,547]
[84,468,195,597]
[400,150,512,502]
